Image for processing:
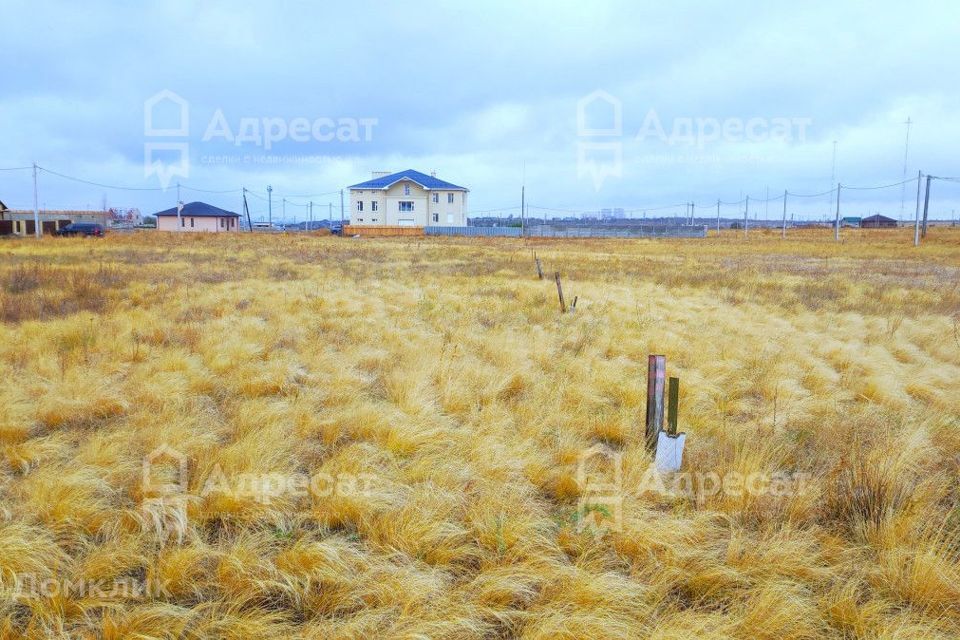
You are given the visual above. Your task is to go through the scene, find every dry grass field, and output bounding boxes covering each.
[0,228,958,639]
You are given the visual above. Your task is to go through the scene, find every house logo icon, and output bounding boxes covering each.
[142,443,189,497]
[576,90,622,137]
[144,90,189,137]
[143,90,190,189]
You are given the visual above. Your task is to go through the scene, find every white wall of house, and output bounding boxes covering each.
[349,178,467,226]
[157,216,239,232]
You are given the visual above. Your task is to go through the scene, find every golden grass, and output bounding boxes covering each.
[0,227,958,638]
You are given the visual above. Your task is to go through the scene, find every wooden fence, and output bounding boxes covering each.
[342,225,425,237]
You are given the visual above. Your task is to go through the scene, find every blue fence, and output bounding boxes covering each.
[425,224,707,238]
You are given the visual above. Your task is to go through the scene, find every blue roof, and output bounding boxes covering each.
[154,201,239,217]
[348,169,467,191]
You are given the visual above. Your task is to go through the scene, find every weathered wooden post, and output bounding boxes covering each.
[645,355,666,451]
[535,252,543,280]
[554,271,566,313]
[666,376,680,435]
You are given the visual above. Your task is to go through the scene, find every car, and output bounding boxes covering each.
[55,223,105,237]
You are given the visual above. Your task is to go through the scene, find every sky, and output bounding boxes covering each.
[1,0,959,222]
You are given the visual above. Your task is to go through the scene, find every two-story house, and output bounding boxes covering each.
[348,169,468,226]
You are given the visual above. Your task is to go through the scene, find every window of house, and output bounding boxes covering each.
[357,201,363,211]
[432,213,439,223]
[181,217,185,227]
[220,218,225,228]
[404,184,411,195]
[432,193,439,203]
[372,218,378,222]
[399,201,414,212]
[371,201,378,211]
[190,218,195,227]
[447,193,454,203]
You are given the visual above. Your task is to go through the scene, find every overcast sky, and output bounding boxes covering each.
[2,0,958,221]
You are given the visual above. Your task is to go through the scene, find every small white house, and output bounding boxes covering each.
[348,169,468,226]
[154,202,240,232]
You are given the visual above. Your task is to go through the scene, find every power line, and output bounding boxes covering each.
[844,176,918,190]
[0,166,33,171]
[180,185,243,194]
[37,166,165,191]
[790,187,836,198]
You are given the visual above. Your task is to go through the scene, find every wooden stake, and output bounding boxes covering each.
[535,252,543,279]
[645,355,666,451]
[554,271,566,313]
[667,376,679,435]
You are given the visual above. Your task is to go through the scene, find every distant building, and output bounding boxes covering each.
[1,208,110,235]
[154,201,240,232]
[839,216,862,228]
[348,169,468,226]
[860,214,898,228]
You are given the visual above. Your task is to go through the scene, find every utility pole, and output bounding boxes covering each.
[781,190,788,239]
[32,162,41,238]
[834,184,841,241]
[830,140,838,221]
[177,181,181,207]
[267,185,273,228]
[309,201,313,230]
[520,184,525,237]
[830,140,838,186]
[176,199,183,232]
[690,202,695,225]
[900,117,912,218]
[744,196,749,237]
[921,175,932,239]
[339,189,344,225]
[242,188,253,232]
[716,199,720,235]
[914,171,922,246]
[328,202,332,223]
[765,185,770,222]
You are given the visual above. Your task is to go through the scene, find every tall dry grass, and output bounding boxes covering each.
[0,227,958,638]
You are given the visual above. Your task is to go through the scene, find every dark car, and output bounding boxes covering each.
[55,223,105,237]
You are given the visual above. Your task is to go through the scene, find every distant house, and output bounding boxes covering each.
[348,169,468,226]
[3,208,101,235]
[154,201,240,232]
[839,216,862,228]
[860,214,898,228]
